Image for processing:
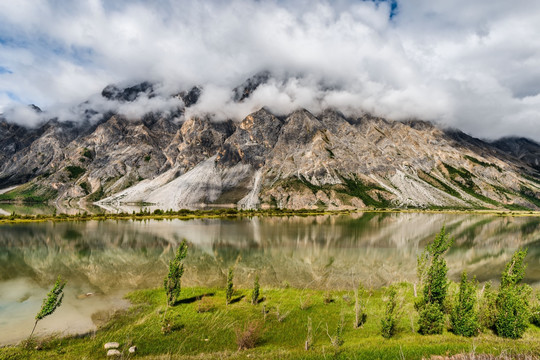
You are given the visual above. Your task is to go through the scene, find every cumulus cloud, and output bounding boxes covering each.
[0,0,539,140]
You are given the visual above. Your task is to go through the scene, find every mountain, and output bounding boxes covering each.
[491,137,540,172]
[1,80,539,211]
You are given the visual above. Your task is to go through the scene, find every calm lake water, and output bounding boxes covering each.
[1,212,540,344]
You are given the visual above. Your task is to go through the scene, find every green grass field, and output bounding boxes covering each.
[1,284,539,359]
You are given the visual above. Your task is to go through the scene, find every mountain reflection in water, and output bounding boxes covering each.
[0,212,539,344]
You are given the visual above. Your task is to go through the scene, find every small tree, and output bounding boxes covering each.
[416,247,430,295]
[417,226,453,335]
[381,285,400,338]
[354,283,368,329]
[478,281,498,331]
[450,271,479,337]
[422,227,453,307]
[163,240,188,307]
[305,316,313,351]
[31,276,66,338]
[251,275,260,305]
[326,315,344,348]
[226,267,234,305]
[495,248,531,338]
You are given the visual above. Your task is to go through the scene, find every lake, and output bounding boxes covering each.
[1,212,539,344]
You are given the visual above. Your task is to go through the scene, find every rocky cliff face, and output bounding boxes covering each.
[492,137,540,172]
[1,82,539,211]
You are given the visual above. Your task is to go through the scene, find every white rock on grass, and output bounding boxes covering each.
[104,342,119,349]
[129,346,137,353]
[107,349,121,356]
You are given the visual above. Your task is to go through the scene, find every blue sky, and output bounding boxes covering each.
[0,0,539,140]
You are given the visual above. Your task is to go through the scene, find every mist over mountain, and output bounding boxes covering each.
[0,78,539,212]
[1,1,540,141]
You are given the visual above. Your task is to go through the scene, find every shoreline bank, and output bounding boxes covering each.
[1,207,540,225]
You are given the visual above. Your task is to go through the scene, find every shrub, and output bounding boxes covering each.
[226,267,234,305]
[495,288,530,338]
[251,275,260,305]
[478,282,498,331]
[531,293,540,327]
[418,302,444,335]
[82,148,93,159]
[495,249,531,339]
[450,271,479,337]
[235,321,262,350]
[65,166,85,180]
[79,181,90,194]
[197,296,215,313]
[323,291,333,304]
[163,240,188,306]
[161,311,182,334]
[531,307,540,327]
[381,285,400,338]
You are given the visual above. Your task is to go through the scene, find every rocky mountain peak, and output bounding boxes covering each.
[1,76,539,212]
[218,108,282,168]
[101,81,154,102]
[28,104,42,113]
[232,71,271,102]
[176,86,201,107]
[279,108,324,145]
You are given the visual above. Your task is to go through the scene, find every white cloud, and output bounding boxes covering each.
[2,106,43,127]
[0,0,539,140]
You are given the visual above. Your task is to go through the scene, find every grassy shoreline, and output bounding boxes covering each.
[1,284,539,359]
[1,206,540,225]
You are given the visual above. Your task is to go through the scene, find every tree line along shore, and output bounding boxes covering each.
[1,206,540,225]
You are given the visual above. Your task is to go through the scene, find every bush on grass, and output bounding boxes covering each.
[418,302,444,335]
[450,271,479,337]
[478,281,498,332]
[235,321,263,350]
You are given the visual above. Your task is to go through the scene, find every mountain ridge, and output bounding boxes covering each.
[1,80,539,212]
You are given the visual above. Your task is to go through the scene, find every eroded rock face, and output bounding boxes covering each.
[217,108,282,168]
[1,87,539,211]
